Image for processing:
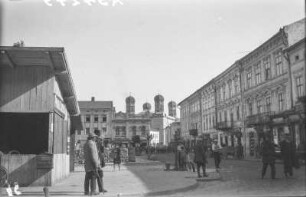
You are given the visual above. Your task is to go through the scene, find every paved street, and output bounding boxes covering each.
[163,156,306,197]
[2,155,305,197]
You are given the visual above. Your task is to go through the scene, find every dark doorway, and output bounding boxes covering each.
[0,112,49,154]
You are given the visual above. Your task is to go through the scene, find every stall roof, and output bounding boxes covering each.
[0,46,82,131]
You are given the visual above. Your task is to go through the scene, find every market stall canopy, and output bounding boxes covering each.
[0,46,83,131]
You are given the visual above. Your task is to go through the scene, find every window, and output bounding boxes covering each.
[228,80,232,98]
[266,96,271,112]
[248,101,253,116]
[234,78,239,94]
[102,127,106,133]
[94,115,98,122]
[247,71,252,88]
[102,115,107,122]
[224,111,227,122]
[222,85,226,100]
[278,93,284,111]
[86,115,90,122]
[296,76,304,98]
[255,63,261,85]
[295,55,300,61]
[85,128,90,135]
[263,56,271,80]
[115,127,120,136]
[275,50,283,76]
[256,99,262,114]
[237,106,240,120]
[77,130,81,135]
[121,126,126,137]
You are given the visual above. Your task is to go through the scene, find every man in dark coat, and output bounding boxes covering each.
[83,132,100,195]
[280,135,295,177]
[194,139,208,178]
[261,136,276,179]
[94,130,107,193]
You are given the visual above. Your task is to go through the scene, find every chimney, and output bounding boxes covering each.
[91,97,95,102]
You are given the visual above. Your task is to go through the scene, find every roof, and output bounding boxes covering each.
[0,46,82,130]
[79,101,113,109]
[284,18,305,47]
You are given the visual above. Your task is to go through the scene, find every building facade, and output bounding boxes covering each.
[77,97,115,144]
[112,95,177,145]
[179,18,305,158]
[0,46,82,186]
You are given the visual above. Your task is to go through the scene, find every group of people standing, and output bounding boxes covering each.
[177,137,223,178]
[83,130,108,195]
[260,134,299,179]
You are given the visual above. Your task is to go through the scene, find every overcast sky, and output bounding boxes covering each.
[1,0,304,114]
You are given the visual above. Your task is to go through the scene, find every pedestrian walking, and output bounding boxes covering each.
[186,148,195,172]
[113,144,121,171]
[261,136,276,179]
[194,138,208,178]
[212,140,221,170]
[280,134,295,177]
[83,132,100,195]
[94,130,107,194]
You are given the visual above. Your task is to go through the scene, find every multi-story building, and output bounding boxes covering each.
[179,18,305,158]
[77,97,115,144]
[200,79,218,139]
[214,63,243,148]
[112,94,177,146]
[179,90,201,140]
[284,37,305,149]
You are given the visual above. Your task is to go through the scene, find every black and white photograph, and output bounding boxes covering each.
[0,0,305,196]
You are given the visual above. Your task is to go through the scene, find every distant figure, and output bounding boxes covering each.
[83,133,100,195]
[187,148,195,172]
[212,140,222,170]
[179,145,187,171]
[237,143,243,159]
[261,136,276,179]
[113,144,121,171]
[280,134,295,177]
[194,139,208,178]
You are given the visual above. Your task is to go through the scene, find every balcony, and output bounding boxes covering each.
[216,121,234,131]
[245,111,275,127]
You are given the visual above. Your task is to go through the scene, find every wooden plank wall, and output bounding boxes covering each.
[53,112,68,154]
[0,66,54,112]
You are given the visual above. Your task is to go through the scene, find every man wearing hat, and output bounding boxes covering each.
[194,137,209,178]
[83,132,100,195]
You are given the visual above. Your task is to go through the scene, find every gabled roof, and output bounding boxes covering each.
[0,46,82,130]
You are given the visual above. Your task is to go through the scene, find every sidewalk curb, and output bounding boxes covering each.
[19,181,200,197]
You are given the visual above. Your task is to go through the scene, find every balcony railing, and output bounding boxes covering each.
[245,111,275,126]
[216,121,234,131]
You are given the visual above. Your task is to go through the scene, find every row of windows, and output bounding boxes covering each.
[78,127,107,135]
[217,76,240,103]
[218,106,240,123]
[203,114,215,130]
[84,115,107,123]
[247,93,284,116]
[246,50,283,89]
[114,126,147,137]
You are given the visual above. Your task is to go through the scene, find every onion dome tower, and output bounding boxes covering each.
[154,94,164,114]
[126,96,135,115]
[143,102,152,112]
[168,101,177,117]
